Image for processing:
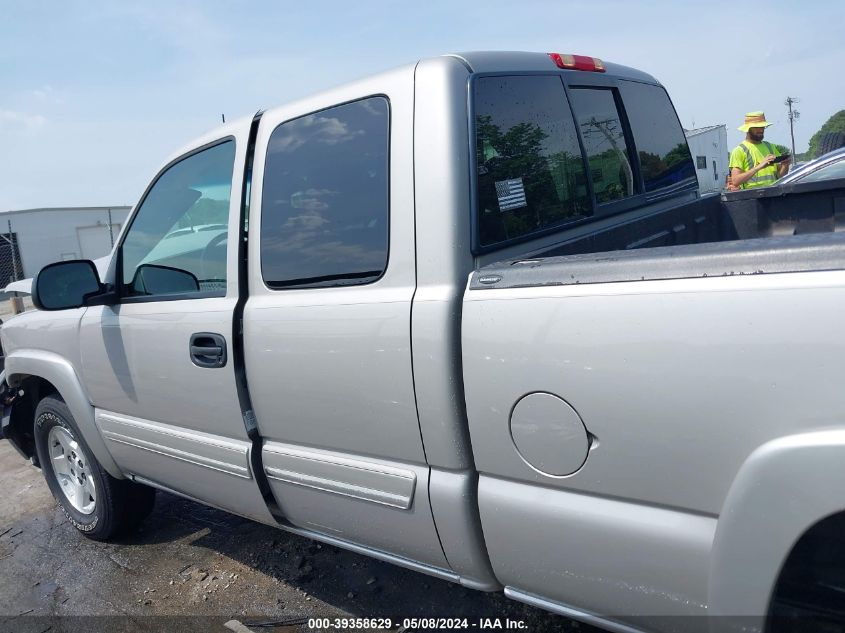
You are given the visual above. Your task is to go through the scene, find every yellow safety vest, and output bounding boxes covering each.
[735,141,779,189]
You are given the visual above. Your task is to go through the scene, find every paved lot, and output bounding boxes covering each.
[0,296,32,321]
[0,439,598,633]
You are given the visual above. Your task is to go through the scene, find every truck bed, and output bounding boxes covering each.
[460,177,845,624]
[472,178,845,290]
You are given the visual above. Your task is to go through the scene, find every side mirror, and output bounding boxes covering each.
[32,260,105,311]
[130,264,199,296]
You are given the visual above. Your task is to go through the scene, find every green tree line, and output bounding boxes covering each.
[793,110,845,161]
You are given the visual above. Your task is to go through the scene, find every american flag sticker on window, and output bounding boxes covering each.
[495,178,527,212]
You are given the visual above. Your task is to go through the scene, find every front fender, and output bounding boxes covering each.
[709,429,845,631]
[5,349,123,478]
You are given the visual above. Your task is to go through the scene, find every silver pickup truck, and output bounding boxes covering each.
[3,51,845,633]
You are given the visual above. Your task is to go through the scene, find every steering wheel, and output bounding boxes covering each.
[199,232,228,284]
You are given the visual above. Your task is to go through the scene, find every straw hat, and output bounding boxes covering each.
[738,111,773,132]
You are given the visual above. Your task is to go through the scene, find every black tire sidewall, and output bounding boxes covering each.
[819,132,845,157]
[33,397,111,537]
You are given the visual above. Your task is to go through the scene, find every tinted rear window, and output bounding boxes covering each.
[473,75,590,248]
[568,88,637,204]
[260,97,389,289]
[618,81,696,192]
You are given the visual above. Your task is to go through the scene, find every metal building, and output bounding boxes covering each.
[685,125,729,194]
[0,206,131,286]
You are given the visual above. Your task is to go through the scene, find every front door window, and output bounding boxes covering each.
[120,140,236,299]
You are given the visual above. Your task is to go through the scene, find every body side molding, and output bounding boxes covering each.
[263,443,416,509]
[98,411,251,479]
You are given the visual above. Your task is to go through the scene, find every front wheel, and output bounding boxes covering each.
[33,395,156,540]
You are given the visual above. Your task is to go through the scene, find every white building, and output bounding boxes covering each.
[0,206,131,285]
[685,125,729,194]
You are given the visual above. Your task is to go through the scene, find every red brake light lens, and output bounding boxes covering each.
[548,53,606,73]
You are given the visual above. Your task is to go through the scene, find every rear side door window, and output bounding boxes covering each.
[473,75,590,248]
[260,97,390,289]
[567,88,637,204]
[618,81,696,192]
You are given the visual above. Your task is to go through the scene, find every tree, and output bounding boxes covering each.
[664,142,693,169]
[807,110,845,158]
[475,115,556,241]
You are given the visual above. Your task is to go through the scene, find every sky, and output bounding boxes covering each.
[2,0,843,211]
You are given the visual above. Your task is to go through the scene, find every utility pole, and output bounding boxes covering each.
[587,117,634,195]
[785,97,800,158]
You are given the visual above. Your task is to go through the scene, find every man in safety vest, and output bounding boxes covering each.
[728,111,790,189]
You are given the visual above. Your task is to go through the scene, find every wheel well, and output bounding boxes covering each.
[769,510,845,631]
[6,375,59,465]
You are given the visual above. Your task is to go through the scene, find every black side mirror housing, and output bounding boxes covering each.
[130,264,199,296]
[32,260,111,311]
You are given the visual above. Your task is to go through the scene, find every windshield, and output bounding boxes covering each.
[797,157,845,183]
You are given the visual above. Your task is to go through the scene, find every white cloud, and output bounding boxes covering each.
[30,85,65,105]
[268,114,366,155]
[0,110,47,132]
[32,85,52,99]
[284,210,331,228]
[311,116,365,146]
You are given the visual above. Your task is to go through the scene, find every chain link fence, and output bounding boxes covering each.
[0,223,23,288]
[0,220,27,318]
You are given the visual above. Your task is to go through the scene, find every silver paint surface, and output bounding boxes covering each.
[509,392,589,476]
[243,66,449,570]
[409,56,475,471]
[709,429,845,627]
[80,299,246,440]
[264,444,449,569]
[479,475,714,621]
[3,345,123,478]
[427,468,500,591]
[463,271,845,515]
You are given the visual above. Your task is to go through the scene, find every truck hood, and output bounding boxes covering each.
[2,256,112,296]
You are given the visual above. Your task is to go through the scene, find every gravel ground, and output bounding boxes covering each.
[0,296,32,321]
[0,439,602,633]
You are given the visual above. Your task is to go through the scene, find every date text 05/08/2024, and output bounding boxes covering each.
[307,617,529,630]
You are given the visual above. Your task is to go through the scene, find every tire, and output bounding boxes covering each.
[33,395,156,541]
[818,132,845,157]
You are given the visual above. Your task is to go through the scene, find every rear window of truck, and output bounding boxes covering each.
[618,81,696,193]
[472,75,697,251]
[567,87,637,204]
[473,75,590,248]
